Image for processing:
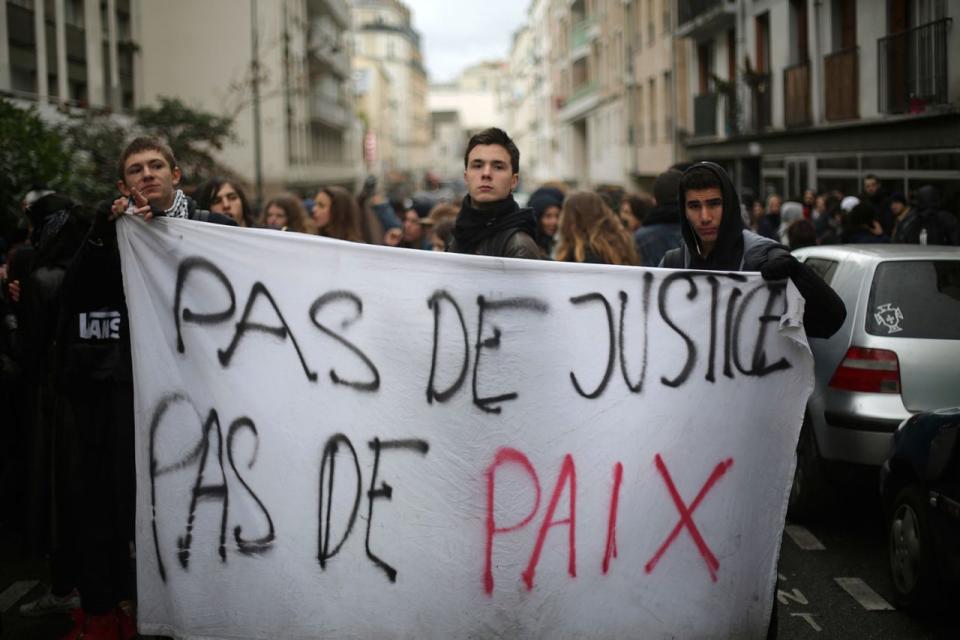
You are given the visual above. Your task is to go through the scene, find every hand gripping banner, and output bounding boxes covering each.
[117,216,813,639]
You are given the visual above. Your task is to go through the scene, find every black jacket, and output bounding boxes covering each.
[447,195,541,259]
[661,162,846,339]
[57,197,235,389]
[892,186,960,246]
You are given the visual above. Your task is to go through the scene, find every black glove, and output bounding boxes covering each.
[760,250,799,281]
[89,200,118,246]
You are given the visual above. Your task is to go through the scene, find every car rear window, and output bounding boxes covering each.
[803,258,839,286]
[866,260,960,339]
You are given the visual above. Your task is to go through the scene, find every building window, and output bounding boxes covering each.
[65,0,84,29]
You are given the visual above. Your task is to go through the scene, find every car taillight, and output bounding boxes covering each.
[828,347,901,394]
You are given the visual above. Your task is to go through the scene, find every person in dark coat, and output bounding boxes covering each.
[860,174,895,237]
[634,169,683,267]
[660,162,846,339]
[756,193,782,240]
[57,136,235,640]
[446,128,540,259]
[843,202,889,244]
[891,186,960,245]
[528,186,564,258]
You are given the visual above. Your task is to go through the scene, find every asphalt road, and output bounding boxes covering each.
[777,486,959,639]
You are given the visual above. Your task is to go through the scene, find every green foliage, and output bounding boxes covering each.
[59,110,131,205]
[0,96,237,242]
[135,97,236,184]
[0,99,75,239]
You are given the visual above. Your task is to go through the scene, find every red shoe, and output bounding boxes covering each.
[59,608,125,640]
[116,602,137,640]
[60,608,86,640]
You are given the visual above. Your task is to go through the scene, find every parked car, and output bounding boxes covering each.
[880,407,960,610]
[788,245,960,519]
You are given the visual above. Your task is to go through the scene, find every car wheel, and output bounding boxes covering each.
[888,485,940,611]
[788,420,828,522]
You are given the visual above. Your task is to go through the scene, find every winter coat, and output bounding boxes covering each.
[634,204,682,268]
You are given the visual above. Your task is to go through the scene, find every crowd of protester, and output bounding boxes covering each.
[0,134,958,640]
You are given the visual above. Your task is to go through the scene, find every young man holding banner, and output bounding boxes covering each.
[662,161,846,637]
[446,128,541,259]
[55,138,234,640]
[661,161,846,339]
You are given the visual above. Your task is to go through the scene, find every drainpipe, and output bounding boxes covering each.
[670,0,677,165]
[250,0,264,208]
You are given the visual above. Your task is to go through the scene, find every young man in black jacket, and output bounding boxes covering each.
[57,137,234,640]
[446,128,540,259]
[660,161,846,339]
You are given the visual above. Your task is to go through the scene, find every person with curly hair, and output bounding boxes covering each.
[554,191,639,266]
[263,194,312,234]
[312,186,363,242]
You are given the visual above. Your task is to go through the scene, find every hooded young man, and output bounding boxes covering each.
[660,161,846,339]
[446,128,540,259]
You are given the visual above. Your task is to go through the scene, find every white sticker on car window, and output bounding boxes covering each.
[874,303,904,334]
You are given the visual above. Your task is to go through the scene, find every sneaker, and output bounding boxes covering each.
[19,588,82,617]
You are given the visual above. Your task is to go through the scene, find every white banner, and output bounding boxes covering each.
[117,216,813,639]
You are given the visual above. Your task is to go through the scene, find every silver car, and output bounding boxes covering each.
[788,244,960,518]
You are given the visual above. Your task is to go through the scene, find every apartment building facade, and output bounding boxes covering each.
[680,0,960,208]
[2,0,361,197]
[351,0,430,179]
[525,0,687,191]
[139,0,360,197]
[0,0,137,110]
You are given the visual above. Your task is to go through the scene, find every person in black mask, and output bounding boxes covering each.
[660,162,845,339]
[446,128,540,259]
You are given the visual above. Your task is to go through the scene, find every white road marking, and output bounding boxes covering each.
[778,573,787,582]
[785,524,826,550]
[778,587,810,606]
[834,577,895,611]
[0,580,39,612]
[791,612,823,632]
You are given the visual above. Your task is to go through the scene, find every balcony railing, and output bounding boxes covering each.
[693,90,738,138]
[678,0,722,26]
[677,0,735,38]
[693,93,719,136]
[783,62,811,127]
[310,92,348,128]
[572,19,596,51]
[878,18,952,114]
[824,47,859,121]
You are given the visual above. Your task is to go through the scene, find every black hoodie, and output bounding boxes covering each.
[661,162,846,339]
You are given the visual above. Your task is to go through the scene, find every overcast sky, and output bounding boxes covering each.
[403,1,530,83]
